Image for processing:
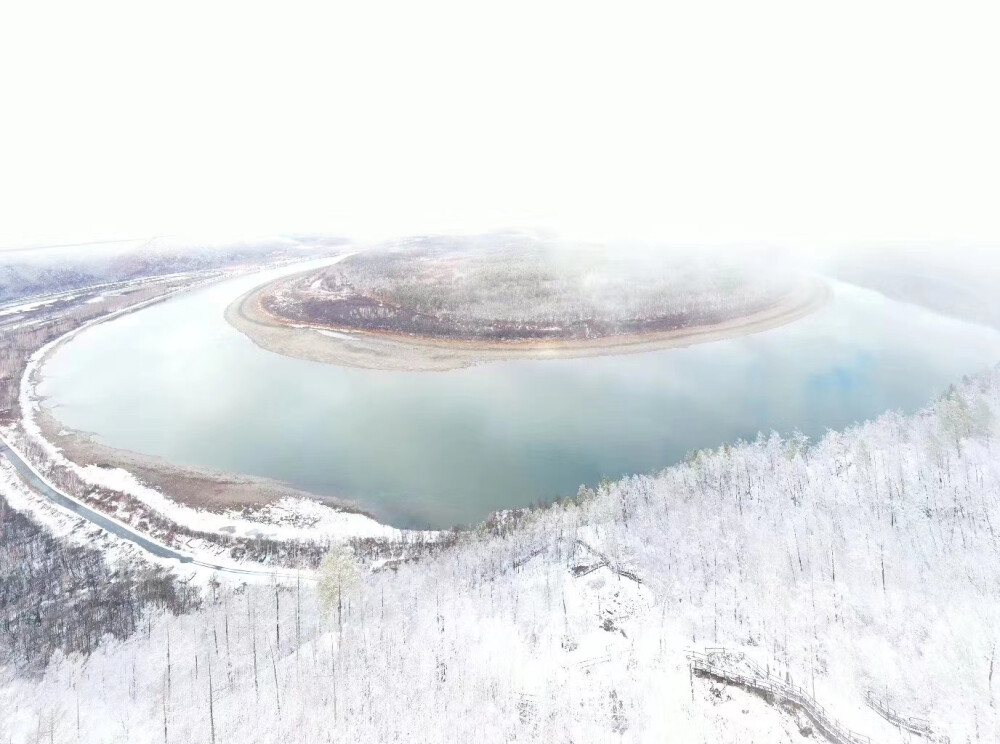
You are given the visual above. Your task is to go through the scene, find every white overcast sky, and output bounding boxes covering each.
[1,1,999,249]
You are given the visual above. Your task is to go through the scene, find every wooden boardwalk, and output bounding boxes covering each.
[688,648,872,744]
[864,690,949,743]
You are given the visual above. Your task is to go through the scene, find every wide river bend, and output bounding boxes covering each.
[38,264,1000,528]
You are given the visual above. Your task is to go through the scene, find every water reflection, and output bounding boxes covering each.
[40,271,1000,528]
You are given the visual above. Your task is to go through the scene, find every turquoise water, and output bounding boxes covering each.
[39,266,1000,528]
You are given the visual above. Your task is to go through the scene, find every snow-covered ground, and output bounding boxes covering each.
[0,296,63,316]
[4,362,999,741]
[0,457,140,568]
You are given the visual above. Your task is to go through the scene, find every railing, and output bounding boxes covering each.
[576,654,611,672]
[864,690,949,743]
[687,648,872,744]
[574,539,643,584]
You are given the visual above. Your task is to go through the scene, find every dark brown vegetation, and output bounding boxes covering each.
[0,492,200,671]
[260,235,799,343]
[271,293,774,342]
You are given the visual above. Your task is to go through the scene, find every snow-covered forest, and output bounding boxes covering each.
[3,362,999,742]
[0,478,199,671]
[0,237,345,305]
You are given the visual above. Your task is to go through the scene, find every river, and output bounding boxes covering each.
[37,264,1000,528]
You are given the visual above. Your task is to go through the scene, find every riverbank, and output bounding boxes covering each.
[19,374,400,552]
[226,275,832,371]
[8,265,404,563]
[35,407,363,513]
[21,257,385,516]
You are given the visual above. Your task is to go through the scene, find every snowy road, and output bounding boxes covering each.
[0,434,309,580]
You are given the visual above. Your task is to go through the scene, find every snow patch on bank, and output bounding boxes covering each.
[72,462,398,542]
[315,328,357,341]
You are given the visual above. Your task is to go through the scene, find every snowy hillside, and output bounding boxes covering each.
[0,236,344,304]
[3,367,1000,742]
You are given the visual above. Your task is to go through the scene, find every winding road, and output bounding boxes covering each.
[0,434,310,580]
